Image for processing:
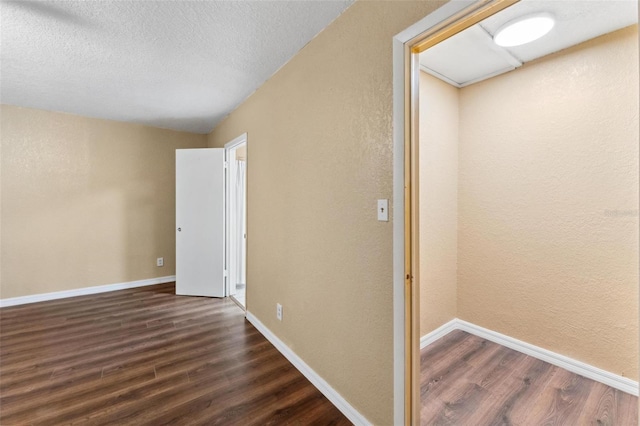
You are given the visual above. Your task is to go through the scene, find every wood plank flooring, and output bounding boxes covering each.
[420,330,638,425]
[0,283,351,425]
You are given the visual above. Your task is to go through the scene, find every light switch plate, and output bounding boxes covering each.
[377,199,389,222]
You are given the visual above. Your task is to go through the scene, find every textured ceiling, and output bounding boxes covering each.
[420,0,638,87]
[0,0,353,134]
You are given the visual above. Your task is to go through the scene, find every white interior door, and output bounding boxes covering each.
[176,148,225,297]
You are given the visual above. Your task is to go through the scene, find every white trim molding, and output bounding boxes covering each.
[224,132,248,150]
[420,318,639,397]
[419,319,459,349]
[224,132,248,299]
[391,34,407,426]
[245,311,372,426]
[0,275,176,308]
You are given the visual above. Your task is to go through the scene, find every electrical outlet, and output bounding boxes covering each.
[156,257,164,267]
[276,303,283,321]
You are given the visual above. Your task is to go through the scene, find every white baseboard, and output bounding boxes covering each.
[420,318,639,396]
[420,319,459,349]
[0,275,176,308]
[245,311,371,426]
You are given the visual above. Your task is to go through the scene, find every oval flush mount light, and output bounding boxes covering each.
[494,13,555,47]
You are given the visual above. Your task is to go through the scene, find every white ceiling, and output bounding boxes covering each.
[420,0,638,88]
[0,0,353,134]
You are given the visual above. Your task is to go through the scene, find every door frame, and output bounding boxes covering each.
[391,1,519,423]
[224,133,248,304]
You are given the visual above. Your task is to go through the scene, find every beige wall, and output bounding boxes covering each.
[1,105,207,299]
[419,71,459,336]
[207,2,446,423]
[458,26,639,380]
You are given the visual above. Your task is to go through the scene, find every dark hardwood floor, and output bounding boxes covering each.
[0,283,351,425]
[420,329,638,425]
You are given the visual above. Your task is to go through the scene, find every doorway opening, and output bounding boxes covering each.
[225,134,248,309]
[394,0,639,423]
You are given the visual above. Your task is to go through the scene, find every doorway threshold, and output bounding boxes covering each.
[230,296,245,311]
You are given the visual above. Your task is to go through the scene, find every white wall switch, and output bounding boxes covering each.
[156,257,164,267]
[377,199,389,222]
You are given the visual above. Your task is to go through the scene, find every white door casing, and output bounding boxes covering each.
[225,133,248,300]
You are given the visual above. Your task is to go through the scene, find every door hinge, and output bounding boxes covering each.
[224,161,228,168]
[224,270,228,277]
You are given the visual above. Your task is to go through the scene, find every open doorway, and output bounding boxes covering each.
[394,0,638,423]
[225,134,248,309]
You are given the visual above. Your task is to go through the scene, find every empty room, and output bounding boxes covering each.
[413,1,639,424]
[1,0,638,425]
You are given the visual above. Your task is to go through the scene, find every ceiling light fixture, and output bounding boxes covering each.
[493,13,555,47]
